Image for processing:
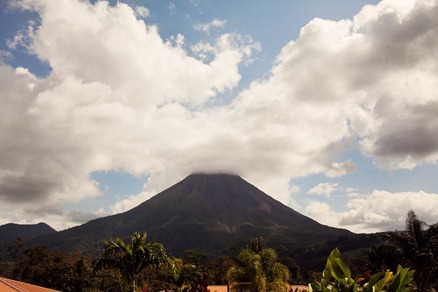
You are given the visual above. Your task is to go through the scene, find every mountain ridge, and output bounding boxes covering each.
[0,222,56,246]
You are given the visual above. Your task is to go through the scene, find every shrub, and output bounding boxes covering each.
[309,248,415,292]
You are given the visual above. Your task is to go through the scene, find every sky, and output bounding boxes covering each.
[1,0,438,234]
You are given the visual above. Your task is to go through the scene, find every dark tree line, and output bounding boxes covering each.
[367,210,438,292]
[3,240,96,292]
[0,210,436,291]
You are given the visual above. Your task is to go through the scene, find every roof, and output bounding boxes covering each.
[209,285,228,292]
[0,277,61,292]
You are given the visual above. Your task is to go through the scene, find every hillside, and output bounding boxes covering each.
[30,174,378,263]
[0,222,56,246]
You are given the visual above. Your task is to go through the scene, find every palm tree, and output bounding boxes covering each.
[226,237,290,292]
[387,210,438,292]
[95,232,174,292]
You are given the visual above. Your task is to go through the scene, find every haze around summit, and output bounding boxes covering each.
[1,0,438,233]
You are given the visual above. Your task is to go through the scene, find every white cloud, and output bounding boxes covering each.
[134,5,149,18]
[340,190,438,232]
[0,0,259,229]
[194,19,226,35]
[6,21,35,51]
[308,183,340,197]
[191,33,260,65]
[110,191,153,215]
[304,201,341,228]
[1,0,438,230]
[27,1,252,107]
[326,160,356,178]
[305,190,438,233]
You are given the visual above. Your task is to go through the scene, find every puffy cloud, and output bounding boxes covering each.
[264,0,438,170]
[110,191,154,215]
[306,189,438,233]
[1,0,438,230]
[0,0,258,229]
[28,1,250,107]
[348,0,438,168]
[134,5,149,18]
[341,190,438,232]
[326,160,356,178]
[304,201,341,228]
[308,183,340,197]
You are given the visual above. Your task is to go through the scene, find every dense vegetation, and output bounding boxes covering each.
[226,236,291,291]
[95,232,175,292]
[0,210,437,292]
[310,248,415,292]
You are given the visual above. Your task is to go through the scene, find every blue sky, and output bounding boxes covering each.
[1,0,437,233]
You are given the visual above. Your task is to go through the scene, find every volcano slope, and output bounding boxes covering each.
[32,173,378,265]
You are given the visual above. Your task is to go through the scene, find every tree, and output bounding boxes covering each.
[95,232,174,292]
[227,236,290,292]
[7,244,93,292]
[367,244,403,273]
[157,250,211,292]
[386,210,438,292]
[206,255,237,285]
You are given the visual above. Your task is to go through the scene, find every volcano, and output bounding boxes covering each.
[33,173,357,258]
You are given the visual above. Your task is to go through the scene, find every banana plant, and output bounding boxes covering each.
[310,248,415,292]
[362,265,415,292]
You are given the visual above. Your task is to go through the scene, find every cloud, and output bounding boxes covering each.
[110,191,154,215]
[306,189,438,233]
[304,201,341,228]
[134,5,149,18]
[348,0,438,168]
[6,21,35,51]
[326,160,356,178]
[1,0,438,230]
[0,0,259,229]
[194,19,226,35]
[362,99,438,169]
[66,210,104,224]
[308,183,340,197]
[0,50,13,62]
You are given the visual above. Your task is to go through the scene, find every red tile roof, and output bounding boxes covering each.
[0,277,61,292]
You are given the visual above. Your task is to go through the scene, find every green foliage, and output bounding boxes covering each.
[205,255,237,285]
[156,255,209,291]
[95,232,174,292]
[227,237,290,292]
[7,244,93,292]
[384,210,438,291]
[310,248,415,292]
